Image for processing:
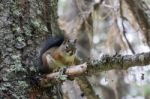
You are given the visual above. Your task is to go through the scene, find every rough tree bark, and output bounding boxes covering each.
[0,0,62,98]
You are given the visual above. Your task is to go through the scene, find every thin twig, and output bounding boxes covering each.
[119,0,135,54]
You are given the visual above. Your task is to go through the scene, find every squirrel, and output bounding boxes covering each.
[39,35,77,74]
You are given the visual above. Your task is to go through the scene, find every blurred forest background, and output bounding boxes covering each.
[0,0,150,99]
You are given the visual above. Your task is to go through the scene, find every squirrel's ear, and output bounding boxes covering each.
[63,33,77,43]
[73,39,77,43]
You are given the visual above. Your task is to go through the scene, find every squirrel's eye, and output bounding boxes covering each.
[65,45,69,49]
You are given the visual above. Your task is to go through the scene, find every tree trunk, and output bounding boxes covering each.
[0,0,61,98]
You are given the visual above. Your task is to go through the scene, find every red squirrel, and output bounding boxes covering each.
[39,35,76,74]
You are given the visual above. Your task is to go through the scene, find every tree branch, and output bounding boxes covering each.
[125,0,150,45]
[44,52,150,82]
